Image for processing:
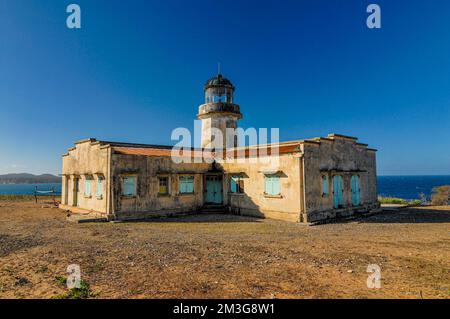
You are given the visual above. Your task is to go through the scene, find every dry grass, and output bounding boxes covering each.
[0,200,449,299]
[0,195,36,201]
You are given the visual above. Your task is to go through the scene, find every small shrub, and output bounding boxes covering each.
[408,200,422,207]
[431,185,450,206]
[36,265,48,273]
[55,276,67,287]
[378,197,422,206]
[53,277,93,299]
[378,197,408,205]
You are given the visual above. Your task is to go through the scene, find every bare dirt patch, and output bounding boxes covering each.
[0,200,449,299]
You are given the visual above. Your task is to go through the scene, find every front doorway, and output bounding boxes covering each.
[63,176,69,205]
[73,177,80,207]
[205,175,223,204]
[333,175,344,209]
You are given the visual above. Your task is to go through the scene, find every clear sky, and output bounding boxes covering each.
[1,0,449,176]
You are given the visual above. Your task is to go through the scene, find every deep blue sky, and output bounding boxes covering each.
[1,0,449,175]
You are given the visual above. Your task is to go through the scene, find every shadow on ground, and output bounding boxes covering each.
[358,207,450,224]
[0,234,43,257]
[117,213,263,224]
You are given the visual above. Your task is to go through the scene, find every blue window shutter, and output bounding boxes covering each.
[231,176,238,193]
[97,178,102,197]
[180,176,194,193]
[85,179,91,196]
[272,177,280,195]
[187,177,194,193]
[264,176,271,194]
[179,177,185,193]
[265,175,280,195]
[322,176,328,195]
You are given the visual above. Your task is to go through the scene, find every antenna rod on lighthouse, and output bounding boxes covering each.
[218,62,221,75]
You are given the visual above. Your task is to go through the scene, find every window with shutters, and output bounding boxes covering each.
[84,178,92,197]
[179,175,194,194]
[158,176,169,195]
[264,175,280,196]
[96,176,104,199]
[230,175,244,194]
[122,176,137,197]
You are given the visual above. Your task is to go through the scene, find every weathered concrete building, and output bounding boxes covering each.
[60,74,379,223]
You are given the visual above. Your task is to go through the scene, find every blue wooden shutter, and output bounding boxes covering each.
[85,179,91,196]
[96,178,103,197]
[179,177,186,193]
[339,176,344,205]
[180,176,194,193]
[265,175,280,195]
[333,175,344,208]
[272,177,280,195]
[230,176,238,193]
[322,175,329,195]
[264,176,272,194]
[351,175,360,205]
[187,176,194,193]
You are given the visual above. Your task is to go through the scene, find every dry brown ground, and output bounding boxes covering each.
[0,199,449,299]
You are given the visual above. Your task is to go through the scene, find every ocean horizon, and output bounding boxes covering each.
[377,175,450,200]
[0,183,62,196]
[1,175,449,200]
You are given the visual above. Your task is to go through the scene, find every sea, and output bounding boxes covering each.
[377,175,450,200]
[0,176,449,200]
[0,183,62,196]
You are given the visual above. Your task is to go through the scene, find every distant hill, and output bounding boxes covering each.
[0,173,61,184]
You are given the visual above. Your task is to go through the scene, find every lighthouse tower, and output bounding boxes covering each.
[197,74,242,150]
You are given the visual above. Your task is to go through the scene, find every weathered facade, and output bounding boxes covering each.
[60,74,379,223]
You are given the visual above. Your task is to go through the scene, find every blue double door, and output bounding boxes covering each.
[333,175,361,208]
[205,175,223,204]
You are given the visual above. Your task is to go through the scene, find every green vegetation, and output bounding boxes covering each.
[378,197,422,206]
[379,186,450,207]
[53,276,94,299]
[55,276,67,287]
[431,185,450,205]
[36,265,48,273]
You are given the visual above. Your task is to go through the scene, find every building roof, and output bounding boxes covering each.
[112,147,215,159]
[65,133,376,158]
[204,74,234,90]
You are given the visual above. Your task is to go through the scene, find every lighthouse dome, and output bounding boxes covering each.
[204,74,234,90]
